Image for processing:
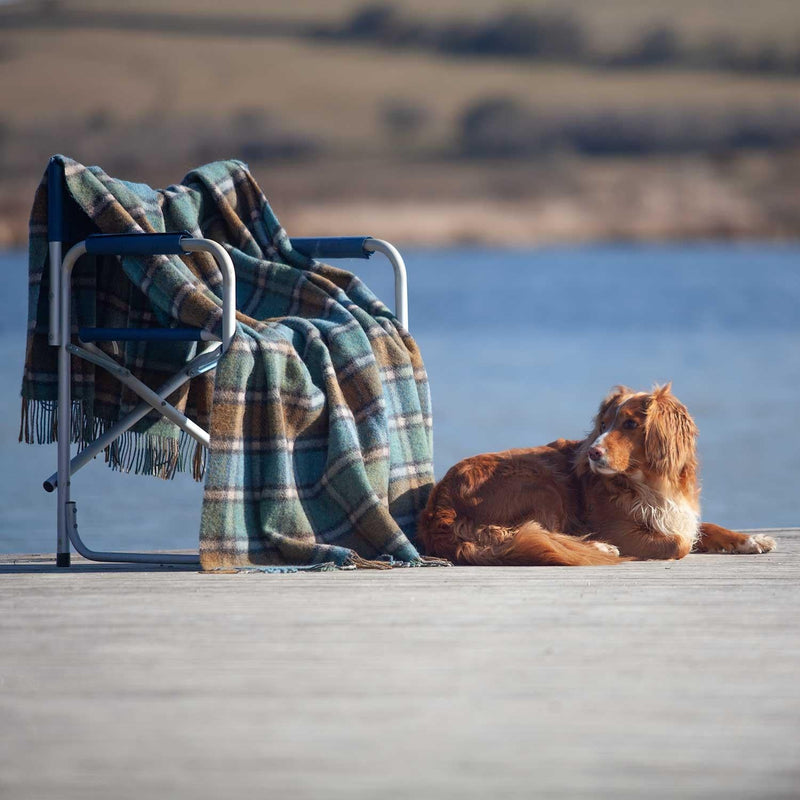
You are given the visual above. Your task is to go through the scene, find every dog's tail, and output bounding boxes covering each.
[453,521,625,566]
[419,483,624,567]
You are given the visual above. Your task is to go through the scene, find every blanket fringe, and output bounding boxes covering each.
[202,555,452,573]
[346,554,396,570]
[19,397,206,481]
[203,562,342,574]
[192,441,206,482]
[345,553,453,569]
[411,556,453,567]
[18,397,29,444]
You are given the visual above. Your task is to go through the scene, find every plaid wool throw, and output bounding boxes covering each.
[22,156,437,569]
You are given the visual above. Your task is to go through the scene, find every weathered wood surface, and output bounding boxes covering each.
[1,530,799,799]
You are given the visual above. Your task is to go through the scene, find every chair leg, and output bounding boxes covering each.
[56,338,71,568]
[56,530,71,567]
[65,501,199,566]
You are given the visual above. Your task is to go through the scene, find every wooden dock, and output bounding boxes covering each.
[2,530,798,799]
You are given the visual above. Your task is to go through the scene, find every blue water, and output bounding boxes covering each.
[1,243,798,553]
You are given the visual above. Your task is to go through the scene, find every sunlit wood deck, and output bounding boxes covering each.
[1,530,798,799]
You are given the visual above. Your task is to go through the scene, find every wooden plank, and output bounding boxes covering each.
[1,531,798,799]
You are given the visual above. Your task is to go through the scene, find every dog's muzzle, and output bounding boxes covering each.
[588,446,605,463]
[588,446,615,475]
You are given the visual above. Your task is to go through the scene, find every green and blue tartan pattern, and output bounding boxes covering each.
[22,156,434,568]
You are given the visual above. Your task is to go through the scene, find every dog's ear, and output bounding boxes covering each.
[644,384,697,477]
[595,385,632,427]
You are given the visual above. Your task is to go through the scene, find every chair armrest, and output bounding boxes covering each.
[290,237,372,260]
[85,232,191,256]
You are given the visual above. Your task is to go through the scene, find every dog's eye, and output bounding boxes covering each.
[599,421,606,432]
[622,419,638,430]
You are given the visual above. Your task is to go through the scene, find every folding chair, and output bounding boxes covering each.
[42,157,410,568]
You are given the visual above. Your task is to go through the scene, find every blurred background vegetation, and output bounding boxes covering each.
[1,0,799,244]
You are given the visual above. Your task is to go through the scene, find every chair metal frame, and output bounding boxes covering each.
[43,157,409,568]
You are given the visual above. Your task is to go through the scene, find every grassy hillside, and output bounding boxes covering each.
[3,26,799,156]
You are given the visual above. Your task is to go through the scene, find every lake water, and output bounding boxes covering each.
[1,243,798,554]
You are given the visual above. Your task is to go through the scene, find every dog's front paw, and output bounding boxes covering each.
[735,534,777,554]
[696,525,778,555]
[590,541,620,557]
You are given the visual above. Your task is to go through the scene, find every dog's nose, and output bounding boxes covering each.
[588,446,605,462]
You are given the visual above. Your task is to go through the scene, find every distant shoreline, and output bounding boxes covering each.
[3,150,798,249]
[2,198,797,250]
[3,1,799,250]
[2,202,797,249]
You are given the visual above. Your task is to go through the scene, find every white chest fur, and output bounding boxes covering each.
[620,483,701,546]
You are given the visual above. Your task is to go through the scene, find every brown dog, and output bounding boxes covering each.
[419,384,776,566]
